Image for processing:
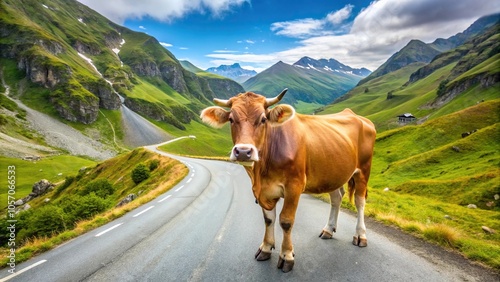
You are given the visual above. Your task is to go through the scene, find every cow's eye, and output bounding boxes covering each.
[229,117,234,124]
[261,117,267,124]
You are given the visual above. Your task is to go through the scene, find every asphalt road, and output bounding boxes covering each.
[1,148,498,282]
[120,105,171,147]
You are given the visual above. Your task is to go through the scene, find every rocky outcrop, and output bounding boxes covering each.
[431,72,500,108]
[131,59,161,77]
[73,40,101,55]
[36,39,64,55]
[409,49,468,83]
[17,53,71,88]
[204,77,245,100]
[51,92,100,124]
[14,179,54,207]
[116,193,137,207]
[160,61,188,94]
[104,30,122,49]
[124,97,196,130]
[83,80,121,110]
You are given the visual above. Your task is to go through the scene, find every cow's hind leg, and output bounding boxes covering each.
[349,169,368,247]
[319,187,345,239]
[255,206,276,261]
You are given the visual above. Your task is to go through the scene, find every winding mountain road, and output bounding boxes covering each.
[120,104,171,147]
[1,147,498,281]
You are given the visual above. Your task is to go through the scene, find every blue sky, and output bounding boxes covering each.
[78,0,500,72]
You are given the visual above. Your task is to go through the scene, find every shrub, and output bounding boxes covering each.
[80,179,114,198]
[0,114,8,125]
[55,176,75,195]
[149,159,160,171]
[437,79,449,97]
[131,163,150,184]
[60,193,111,222]
[16,206,68,243]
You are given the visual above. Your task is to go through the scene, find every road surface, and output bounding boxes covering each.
[120,105,171,147]
[1,147,498,281]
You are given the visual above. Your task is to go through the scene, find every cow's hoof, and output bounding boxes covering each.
[254,248,272,261]
[277,256,294,273]
[352,235,368,247]
[319,229,335,239]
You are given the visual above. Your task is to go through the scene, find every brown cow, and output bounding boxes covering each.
[200,89,376,272]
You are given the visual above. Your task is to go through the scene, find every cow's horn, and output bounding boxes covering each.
[265,88,288,107]
[213,98,231,107]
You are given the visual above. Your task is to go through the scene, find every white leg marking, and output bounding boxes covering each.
[323,187,344,235]
[355,195,367,239]
[260,207,276,252]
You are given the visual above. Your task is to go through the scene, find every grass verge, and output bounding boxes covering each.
[0,148,188,266]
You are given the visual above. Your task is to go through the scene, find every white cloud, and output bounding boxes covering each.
[326,4,353,25]
[213,50,239,53]
[271,18,326,38]
[139,25,146,30]
[77,0,249,24]
[160,42,172,48]
[211,0,500,70]
[179,47,189,50]
[245,40,255,44]
[271,4,353,38]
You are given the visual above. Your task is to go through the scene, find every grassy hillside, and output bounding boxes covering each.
[243,61,361,112]
[147,117,233,157]
[1,0,246,151]
[0,155,96,209]
[371,100,499,207]
[318,62,426,130]
[0,148,188,264]
[359,39,442,85]
[313,27,500,267]
[360,100,500,268]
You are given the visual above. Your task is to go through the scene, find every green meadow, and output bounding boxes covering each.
[0,155,96,209]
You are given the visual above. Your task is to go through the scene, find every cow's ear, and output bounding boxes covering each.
[200,106,230,128]
[268,104,295,125]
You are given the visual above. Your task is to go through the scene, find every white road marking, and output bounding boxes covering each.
[132,206,154,218]
[187,178,192,183]
[0,260,47,282]
[158,195,172,203]
[95,223,123,237]
[175,185,184,192]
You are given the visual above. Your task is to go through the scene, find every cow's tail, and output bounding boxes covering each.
[347,178,355,203]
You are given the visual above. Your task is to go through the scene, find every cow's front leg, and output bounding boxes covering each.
[255,206,276,261]
[319,187,345,239]
[277,192,300,273]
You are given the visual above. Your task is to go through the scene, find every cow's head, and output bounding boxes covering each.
[200,89,295,162]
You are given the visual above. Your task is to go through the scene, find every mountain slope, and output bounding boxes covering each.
[206,63,256,83]
[0,0,241,132]
[294,56,371,76]
[358,40,442,86]
[319,22,500,132]
[359,13,500,86]
[180,60,245,99]
[243,60,364,110]
[409,23,500,84]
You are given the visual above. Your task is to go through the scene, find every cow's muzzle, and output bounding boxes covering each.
[231,144,259,162]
